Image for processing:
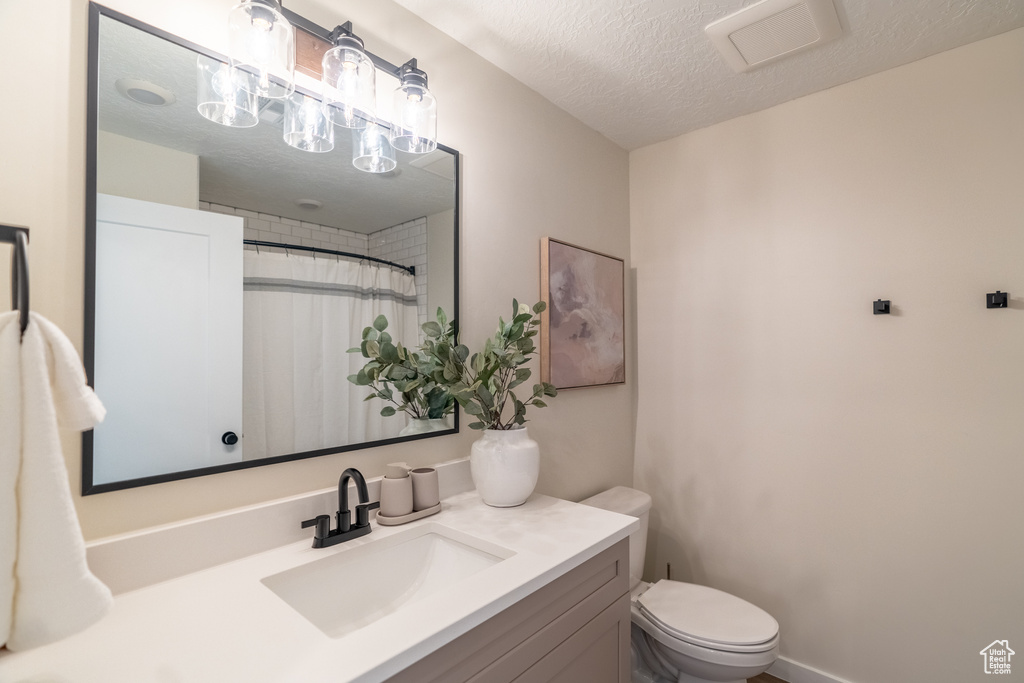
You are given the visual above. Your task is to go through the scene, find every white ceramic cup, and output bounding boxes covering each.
[411,467,440,511]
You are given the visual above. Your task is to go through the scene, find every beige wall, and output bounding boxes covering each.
[97,130,199,208]
[631,28,1024,683]
[0,0,632,539]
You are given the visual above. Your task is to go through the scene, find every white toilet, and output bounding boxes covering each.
[581,487,779,683]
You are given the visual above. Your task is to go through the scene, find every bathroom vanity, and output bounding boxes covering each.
[0,460,637,682]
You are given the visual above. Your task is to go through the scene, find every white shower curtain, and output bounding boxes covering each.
[242,250,419,460]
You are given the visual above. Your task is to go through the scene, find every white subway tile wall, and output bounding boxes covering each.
[367,216,429,329]
[199,203,428,328]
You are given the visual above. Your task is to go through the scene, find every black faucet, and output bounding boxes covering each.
[301,467,381,548]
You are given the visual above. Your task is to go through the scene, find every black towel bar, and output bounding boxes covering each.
[0,224,30,337]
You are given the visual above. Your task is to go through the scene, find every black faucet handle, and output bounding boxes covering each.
[301,514,331,540]
[355,501,380,527]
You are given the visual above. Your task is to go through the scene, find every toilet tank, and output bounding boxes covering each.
[579,486,651,590]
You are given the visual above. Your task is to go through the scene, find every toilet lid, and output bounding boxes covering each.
[636,580,779,652]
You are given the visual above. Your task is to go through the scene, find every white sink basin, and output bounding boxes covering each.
[261,522,514,638]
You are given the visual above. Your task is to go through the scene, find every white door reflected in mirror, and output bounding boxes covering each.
[93,194,243,484]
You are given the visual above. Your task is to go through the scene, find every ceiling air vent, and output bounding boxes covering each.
[705,0,842,73]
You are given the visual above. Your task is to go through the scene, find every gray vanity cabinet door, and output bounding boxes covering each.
[512,594,630,683]
[386,539,630,683]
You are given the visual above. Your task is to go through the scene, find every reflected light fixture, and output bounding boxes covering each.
[321,23,376,129]
[352,123,397,174]
[196,55,259,127]
[227,0,295,99]
[389,59,437,154]
[284,92,334,152]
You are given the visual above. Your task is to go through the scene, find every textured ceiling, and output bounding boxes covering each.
[98,16,455,234]
[390,0,1024,150]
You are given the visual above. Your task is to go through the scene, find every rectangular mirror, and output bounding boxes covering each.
[83,4,460,494]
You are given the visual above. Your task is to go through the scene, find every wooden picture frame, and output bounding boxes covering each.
[540,238,625,389]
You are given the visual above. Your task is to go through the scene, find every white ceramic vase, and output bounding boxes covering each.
[470,427,540,507]
[399,417,449,436]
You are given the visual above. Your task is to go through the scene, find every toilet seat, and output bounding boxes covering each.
[636,580,779,654]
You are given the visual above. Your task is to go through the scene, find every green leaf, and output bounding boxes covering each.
[422,321,443,337]
[532,399,547,408]
[364,340,380,357]
[346,347,361,354]
[380,406,397,417]
[436,307,447,327]
[373,314,388,332]
[468,421,487,430]
[508,367,530,391]
[543,383,558,397]
[379,331,392,345]
[463,401,483,416]
[533,301,547,314]
[455,344,470,363]
[362,326,378,341]
[380,341,399,363]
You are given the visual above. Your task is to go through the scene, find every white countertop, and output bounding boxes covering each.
[0,490,636,683]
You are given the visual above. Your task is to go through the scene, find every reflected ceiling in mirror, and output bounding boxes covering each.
[83,4,460,494]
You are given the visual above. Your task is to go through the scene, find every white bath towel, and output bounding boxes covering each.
[0,311,111,651]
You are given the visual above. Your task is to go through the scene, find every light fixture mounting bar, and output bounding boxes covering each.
[280,8,411,79]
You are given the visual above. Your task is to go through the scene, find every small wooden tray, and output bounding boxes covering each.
[375,502,442,526]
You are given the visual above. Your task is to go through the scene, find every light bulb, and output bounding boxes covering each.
[227,0,295,99]
[322,32,375,129]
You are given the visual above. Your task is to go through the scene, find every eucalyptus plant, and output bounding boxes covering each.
[347,314,455,420]
[420,300,557,430]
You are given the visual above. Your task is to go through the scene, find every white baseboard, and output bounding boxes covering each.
[768,656,856,683]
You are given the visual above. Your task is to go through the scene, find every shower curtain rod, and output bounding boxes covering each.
[243,240,415,276]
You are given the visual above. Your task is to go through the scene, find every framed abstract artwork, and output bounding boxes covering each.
[540,238,625,389]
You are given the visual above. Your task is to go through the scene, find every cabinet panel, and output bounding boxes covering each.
[386,539,629,683]
[513,593,630,683]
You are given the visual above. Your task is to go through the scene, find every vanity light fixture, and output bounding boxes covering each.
[389,59,437,154]
[227,0,296,100]
[212,6,438,172]
[352,123,397,174]
[284,92,334,152]
[196,55,260,128]
[321,23,376,129]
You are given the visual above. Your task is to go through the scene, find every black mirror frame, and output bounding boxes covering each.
[82,2,460,495]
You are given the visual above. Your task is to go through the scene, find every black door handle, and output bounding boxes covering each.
[222,431,239,445]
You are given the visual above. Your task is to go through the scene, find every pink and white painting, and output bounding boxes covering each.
[541,238,625,389]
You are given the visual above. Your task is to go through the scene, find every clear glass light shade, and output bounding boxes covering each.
[283,93,334,152]
[322,41,375,129]
[389,83,437,154]
[196,55,259,128]
[352,123,396,173]
[227,0,295,99]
